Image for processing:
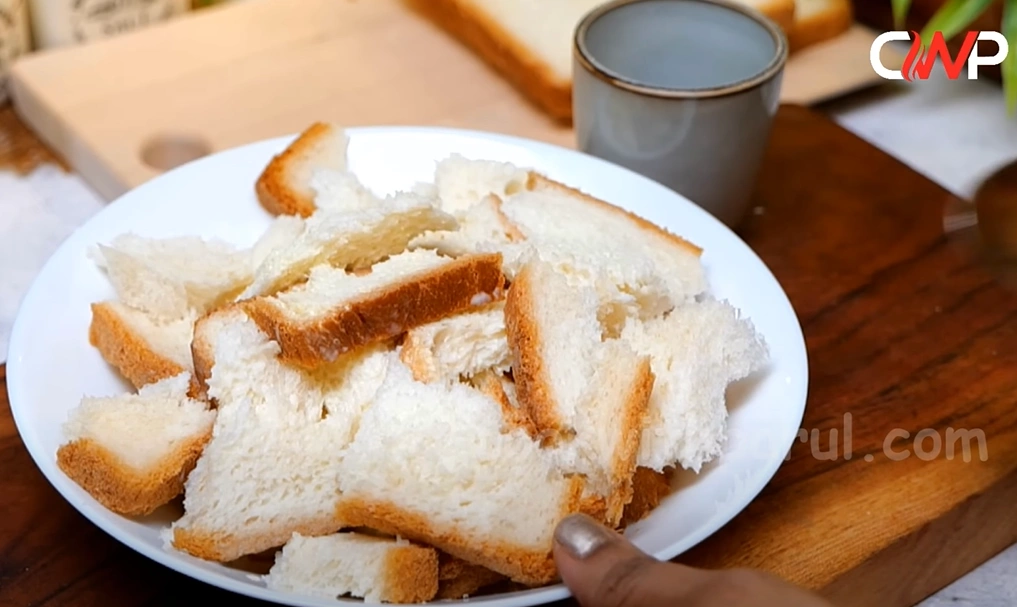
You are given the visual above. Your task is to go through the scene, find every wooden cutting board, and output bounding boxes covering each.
[7,0,902,201]
[3,105,1016,607]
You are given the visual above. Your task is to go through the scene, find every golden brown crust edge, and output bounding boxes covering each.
[436,560,507,600]
[56,432,210,517]
[603,356,655,526]
[503,263,565,443]
[406,0,573,122]
[255,121,335,218]
[472,370,538,438]
[525,173,704,257]
[620,467,676,529]
[335,477,585,586]
[88,302,188,392]
[243,253,506,370]
[171,515,345,564]
[788,0,854,52]
[381,544,440,603]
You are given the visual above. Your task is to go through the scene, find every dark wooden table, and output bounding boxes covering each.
[3,104,1017,607]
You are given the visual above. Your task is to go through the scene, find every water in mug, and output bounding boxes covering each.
[583,0,777,90]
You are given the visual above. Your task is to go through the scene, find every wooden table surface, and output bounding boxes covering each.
[2,105,1017,607]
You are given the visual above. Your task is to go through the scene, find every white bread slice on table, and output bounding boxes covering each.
[239,192,457,299]
[91,233,253,321]
[56,373,215,516]
[621,297,769,473]
[256,122,349,217]
[172,306,390,562]
[410,0,795,122]
[436,553,507,599]
[788,0,853,51]
[242,250,505,369]
[335,359,585,585]
[88,301,197,393]
[264,532,439,603]
[399,299,510,384]
[505,259,653,526]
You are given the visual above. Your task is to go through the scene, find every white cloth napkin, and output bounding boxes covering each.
[0,164,104,360]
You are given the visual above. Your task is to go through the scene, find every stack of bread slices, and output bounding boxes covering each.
[56,122,769,603]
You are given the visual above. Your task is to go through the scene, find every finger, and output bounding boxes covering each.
[553,513,710,607]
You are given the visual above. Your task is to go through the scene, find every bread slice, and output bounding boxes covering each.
[172,306,391,562]
[505,259,653,525]
[89,301,197,392]
[619,466,675,529]
[470,370,536,437]
[621,297,769,473]
[433,153,530,216]
[399,299,510,384]
[243,250,505,369]
[56,373,215,516]
[91,233,254,321]
[410,194,525,257]
[264,532,439,603]
[788,0,853,51]
[256,122,349,217]
[335,359,584,585]
[437,553,506,599]
[239,191,457,299]
[251,215,306,270]
[411,0,795,121]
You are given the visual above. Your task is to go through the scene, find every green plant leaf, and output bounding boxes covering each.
[892,0,914,28]
[1003,0,1017,113]
[920,0,996,42]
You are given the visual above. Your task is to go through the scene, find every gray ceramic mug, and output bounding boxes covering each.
[573,0,788,228]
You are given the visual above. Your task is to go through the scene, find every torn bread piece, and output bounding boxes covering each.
[256,122,350,217]
[433,153,530,216]
[57,373,215,516]
[505,259,653,526]
[410,194,525,258]
[89,301,197,392]
[251,215,307,270]
[622,297,769,473]
[240,192,457,299]
[243,250,505,369]
[264,532,439,603]
[619,467,675,529]
[336,359,584,585]
[172,306,390,562]
[437,553,507,600]
[91,233,254,321]
[400,299,510,384]
[470,370,535,437]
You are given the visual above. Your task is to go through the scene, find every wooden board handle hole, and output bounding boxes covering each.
[140,134,213,172]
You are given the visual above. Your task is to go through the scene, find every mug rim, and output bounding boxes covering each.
[573,0,789,100]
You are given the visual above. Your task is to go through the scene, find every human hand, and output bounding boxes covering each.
[552,514,836,607]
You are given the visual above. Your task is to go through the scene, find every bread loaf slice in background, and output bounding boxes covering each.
[57,373,215,516]
[336,359,584,585]
[243,250,505,369]
[788,0,853,51]
[264,532,439,603]
[408,0,805,122]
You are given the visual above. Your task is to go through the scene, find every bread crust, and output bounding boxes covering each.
[753,0,797,33]
[503,263,562,443]
[172,515,344,564]
[472,370,538,438]
[243,253,506,370]
[255,122,339,218]
[526,173,703,257]
[189,313,217,405]
[56,433,210,516]
[436,554,506,599]
[788,0,853,52]
[603,356,655,526]
[335,476,584,586]
[406,0,572,122]
[381,544,440,603]
[620,466,675,529]
[88,302,190,393]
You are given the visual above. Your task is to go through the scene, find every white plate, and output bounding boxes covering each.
[7,127,808,607]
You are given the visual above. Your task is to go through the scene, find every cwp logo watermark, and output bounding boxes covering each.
[870,30,1008,81]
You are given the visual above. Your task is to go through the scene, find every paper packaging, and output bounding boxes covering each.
[27,0,191,50]
[0,0,30,104]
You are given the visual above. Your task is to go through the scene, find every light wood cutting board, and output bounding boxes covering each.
[8,0,903,201]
